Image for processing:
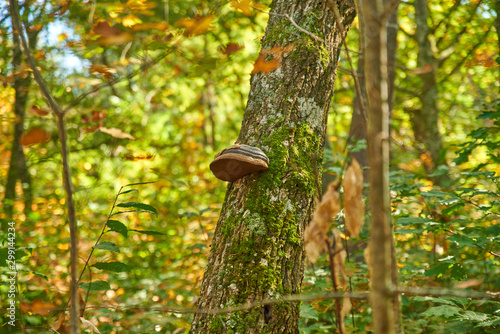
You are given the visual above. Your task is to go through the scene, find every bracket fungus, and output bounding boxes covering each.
[209,144,269,182]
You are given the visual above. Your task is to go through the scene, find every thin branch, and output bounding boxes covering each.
[10,1,80,332]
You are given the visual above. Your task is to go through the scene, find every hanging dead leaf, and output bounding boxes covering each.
[364,243,372,286]
[332,228,347,288]
[99,127,135,139]
[221,43,243,55]
[20,128,51,146]
[343,158,365,237]
[175,15,214,36]
[340,293,352,333]
[29,105,49,116]
[304,180,341,263]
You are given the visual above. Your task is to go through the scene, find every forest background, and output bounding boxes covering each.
[0,0,499,333]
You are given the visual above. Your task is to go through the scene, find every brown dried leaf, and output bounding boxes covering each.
[99,127,135,140]
[304,180,341,263]
[52,313,70,334]
[455,278,483,289]
[251,54,280,74]
[29,105,49,116]
[344,158,365,237]
[80,317,101,333]
[20,128,51,146]
[340,294,352,333]
[20,299,56,316]
[89,64,117,79]
[221,43,244,55]
[364,243,372,287]
[332,228,347,289]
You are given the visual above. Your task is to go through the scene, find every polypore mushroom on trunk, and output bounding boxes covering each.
[209,144,269,182]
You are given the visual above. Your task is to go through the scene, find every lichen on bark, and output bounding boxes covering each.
[190,1,356,333]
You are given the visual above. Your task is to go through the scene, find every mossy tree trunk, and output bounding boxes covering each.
[190,1,356,333]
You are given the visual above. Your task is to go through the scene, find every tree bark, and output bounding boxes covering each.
[411,0,445,172]
[190,1,356,333]
[361,0,395,332]
[4,14,38,221]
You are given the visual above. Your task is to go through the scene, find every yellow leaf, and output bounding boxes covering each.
[132,22,169,31]
[175,15,214,36]
[122,14,143,27]
[231,0,254,16]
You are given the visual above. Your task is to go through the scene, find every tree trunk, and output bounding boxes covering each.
[362,0,395,332]
[190,1,356,333]
[411,0,445,172]
[4,16,37,222]
[351,1,402,331]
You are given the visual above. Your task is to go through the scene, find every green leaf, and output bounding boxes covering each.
[414,296,457,306]
[79,280,111,292]
[91,261,130,272]
[421,190,451,198]
[396,217,434,226]
[424,263,452,277]
[116,202,158,215]
[93,241,120,253]
[421,305,462,319]
[118,189,138,195]
[447,234,477,248]
[130,229,165,236]
[124,181,157,187]
[300,303,319,320]
[16,269,48,280]
[450,263,467,280]
[459,310,489,322]
[107,220,128,237]
[0,248,29,267]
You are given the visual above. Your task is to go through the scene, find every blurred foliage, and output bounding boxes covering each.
[0,0,499,333]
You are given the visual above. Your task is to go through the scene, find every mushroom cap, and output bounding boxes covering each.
[209,144,269,182]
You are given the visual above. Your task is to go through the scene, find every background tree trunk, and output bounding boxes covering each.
[362,0,396,332]
[3,16,38,222]
[411,0,445,172]
[190,1,356,333]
